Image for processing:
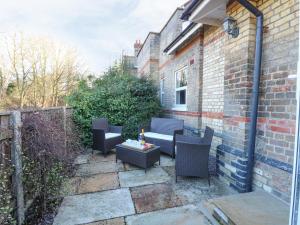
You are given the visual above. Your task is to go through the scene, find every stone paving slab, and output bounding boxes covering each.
[162,166,236,204]
[130,183,185,213]
[118,167,171,188]
[53,189,135,225]
[90,153,116,162]
[74,154,90,165]
[123,163,143,171]
[81,217,125,225]
[61,177,81,196]
[211,191,289,225]
[157,155,175,167]
[126,204,212,225]
[78,173,119,194]
[76,161,124,176]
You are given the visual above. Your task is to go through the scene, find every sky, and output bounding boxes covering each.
[0,0,187,74]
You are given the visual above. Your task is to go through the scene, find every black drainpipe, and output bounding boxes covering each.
[235,0,264,192]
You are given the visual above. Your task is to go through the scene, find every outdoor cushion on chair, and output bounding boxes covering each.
[105,133,121,139]
[92,118,123,156]
[139,117,184,158]
[144,132,173,141]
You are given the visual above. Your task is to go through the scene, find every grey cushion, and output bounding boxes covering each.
[150,118,184,135]
[144,132,173,141]
[105,133,121,139]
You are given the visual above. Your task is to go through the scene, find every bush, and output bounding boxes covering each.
[22,112,79,224]
[0,152,15,225]
[67,66,162,146]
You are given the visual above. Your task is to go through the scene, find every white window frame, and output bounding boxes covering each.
[173,66,188,111]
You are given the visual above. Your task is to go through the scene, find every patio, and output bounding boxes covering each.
[54,150,236,225]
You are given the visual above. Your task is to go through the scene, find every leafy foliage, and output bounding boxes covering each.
[67,64,162,146]
[21,112,81,224]
[0,150,15,225]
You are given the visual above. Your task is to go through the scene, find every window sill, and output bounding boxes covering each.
[172,106,187,111]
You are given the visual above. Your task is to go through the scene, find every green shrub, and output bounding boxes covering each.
[67,66,162,146]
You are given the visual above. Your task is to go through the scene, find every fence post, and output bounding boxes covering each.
[11,111,25,225]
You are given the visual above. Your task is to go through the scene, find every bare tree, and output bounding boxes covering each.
[0,33,85,110]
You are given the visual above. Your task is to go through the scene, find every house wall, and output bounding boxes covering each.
[254,0,298,201]
[158,8,203,131]
[137,32,160,83]
[215,0,299,201]
[135,0,299,202]
[163,34,203,129]
[202,26,226,156]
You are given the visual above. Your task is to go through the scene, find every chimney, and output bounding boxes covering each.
[134,40,142,57]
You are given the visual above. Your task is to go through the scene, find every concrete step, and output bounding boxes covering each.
[202,191,289,225]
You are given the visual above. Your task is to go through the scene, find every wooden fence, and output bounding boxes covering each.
[0,107,74,225]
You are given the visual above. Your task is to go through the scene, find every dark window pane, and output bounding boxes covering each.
[176,90,186,105]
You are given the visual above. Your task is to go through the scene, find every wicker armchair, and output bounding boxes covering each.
[92,118,123,156]
[175,126,214,184]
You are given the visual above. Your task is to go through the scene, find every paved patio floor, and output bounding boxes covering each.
[54,150,236,225]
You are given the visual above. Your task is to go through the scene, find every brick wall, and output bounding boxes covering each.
[253,0,298,201]
[202,26,226,156]
[158,9,204,131]
[162,35,203,130]
[217,1,257,193]
[215,0,298,201]
[137,32,160,83]
[135,0,299,202]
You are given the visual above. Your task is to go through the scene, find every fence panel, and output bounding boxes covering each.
[0,112,15,224]
[0,107,78,225]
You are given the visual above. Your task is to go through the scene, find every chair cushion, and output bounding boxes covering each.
[105,133,121,139]
[144,132,173,141]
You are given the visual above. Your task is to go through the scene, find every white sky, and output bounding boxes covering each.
[0,0,187,74]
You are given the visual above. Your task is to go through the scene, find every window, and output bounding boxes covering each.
[160,77,165,106]
[175,66,187,108]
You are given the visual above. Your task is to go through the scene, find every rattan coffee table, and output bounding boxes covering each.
[116,144,160,173]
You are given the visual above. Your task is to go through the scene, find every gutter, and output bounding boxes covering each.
[181,0,202,20]
[163,22,198,53]
[236,0,264,192]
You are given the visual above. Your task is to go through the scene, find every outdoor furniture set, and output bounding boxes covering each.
[92,117,214,183]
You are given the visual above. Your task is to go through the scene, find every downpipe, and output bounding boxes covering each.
[236,0,264,192]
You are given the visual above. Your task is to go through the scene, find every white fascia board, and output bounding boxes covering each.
[166,23,202,55]
[189,0,227,25]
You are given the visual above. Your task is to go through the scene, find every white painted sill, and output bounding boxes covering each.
[172,106,187,111]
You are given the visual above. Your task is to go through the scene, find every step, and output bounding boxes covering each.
[202,191,289,225]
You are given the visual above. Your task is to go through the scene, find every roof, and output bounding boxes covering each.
[136,32,160,57]
[163,22,200,53]
[181,0,202,20]
[136,8,184,57]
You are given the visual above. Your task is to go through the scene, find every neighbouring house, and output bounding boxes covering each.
[121,40,143,76]
[132,0,299,204]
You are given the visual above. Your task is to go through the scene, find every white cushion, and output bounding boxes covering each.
[105,133,121,139]
[144,132,173,141]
